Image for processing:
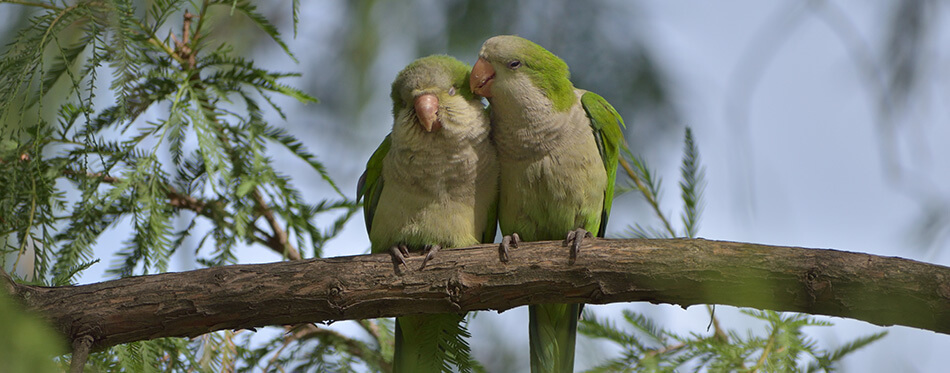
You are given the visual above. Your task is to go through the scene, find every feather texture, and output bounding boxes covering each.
[477,35,625,373]
[357,55,498,372]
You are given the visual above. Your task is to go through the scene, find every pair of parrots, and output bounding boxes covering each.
[357,35,625,373]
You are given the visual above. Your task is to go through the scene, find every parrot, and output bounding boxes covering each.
[357,55,498,373]
[469,35,625,373]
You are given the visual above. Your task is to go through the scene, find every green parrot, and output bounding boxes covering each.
[469,35,625,373]
[357,55,498,373]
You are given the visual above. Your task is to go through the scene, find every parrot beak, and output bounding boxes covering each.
[414,93,441,132]
[470,57,495,98]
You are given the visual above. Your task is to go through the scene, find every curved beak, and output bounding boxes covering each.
[470,57,495,98]
[414,93,441,132]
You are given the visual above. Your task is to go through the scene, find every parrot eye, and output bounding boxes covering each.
[448,86,456,96]
[507,60,522,69]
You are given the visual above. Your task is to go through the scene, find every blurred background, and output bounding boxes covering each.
[4,0,950,371]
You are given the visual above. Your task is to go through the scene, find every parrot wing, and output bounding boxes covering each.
[356,133,391,236]
[581,91,626,238]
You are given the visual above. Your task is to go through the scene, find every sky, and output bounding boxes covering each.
[38,0,950,371]
[606,2,950,372]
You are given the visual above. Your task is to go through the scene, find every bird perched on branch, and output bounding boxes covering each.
[358,55,498,373]
[471,35,625,373]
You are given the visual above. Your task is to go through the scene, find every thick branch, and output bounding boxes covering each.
[5,238,949,352]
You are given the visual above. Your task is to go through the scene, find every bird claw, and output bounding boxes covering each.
[498,233,520,263]
[419,244,442,270]
[563,228,592,264]
[390,244,411,271]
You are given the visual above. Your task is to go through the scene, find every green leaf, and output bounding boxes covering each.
[0,292,64,373]
[262,125,343,197]
[679,127,706,239]
[212,0,298,62]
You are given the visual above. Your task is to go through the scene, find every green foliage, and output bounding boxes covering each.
[0,0,370,371]
[0,0,356,283]
[83,338,195,372]
[0,291,64,373]
[582,128,885,371]
[678,128,705,239]
[236,323,394,372]
[580,308,887,372]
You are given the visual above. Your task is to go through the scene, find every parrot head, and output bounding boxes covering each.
[470,35,576,112]
[391,55,478,135]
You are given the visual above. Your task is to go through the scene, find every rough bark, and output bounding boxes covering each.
[3,238,949,352]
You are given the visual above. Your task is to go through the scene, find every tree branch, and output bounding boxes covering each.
[69,335,94,373]
[251,188,301,260]
[5,238,949,352]
[287,323,391,372]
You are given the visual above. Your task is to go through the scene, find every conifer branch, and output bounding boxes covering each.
[282,324,392,372]
[620,158,676,236]
[251,189,301,260]
[60,168,302,260]
[1,0,62,11]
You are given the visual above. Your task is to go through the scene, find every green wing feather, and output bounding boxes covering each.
[581,92,626,238]
[356,134,391,239]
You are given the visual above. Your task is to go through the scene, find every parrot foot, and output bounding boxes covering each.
[419,244,442,270]
[498,233,520,263]
[389,244,411,271]
[563,228,592,264]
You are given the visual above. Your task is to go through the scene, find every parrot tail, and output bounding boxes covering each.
[529,303,580,373]
[393,313,475,373]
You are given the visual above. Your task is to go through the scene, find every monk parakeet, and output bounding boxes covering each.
[470,35,625,373]
[357,55,498,373]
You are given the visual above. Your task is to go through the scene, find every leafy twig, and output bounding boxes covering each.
[251,189,300,260]
[619,156,676,235]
